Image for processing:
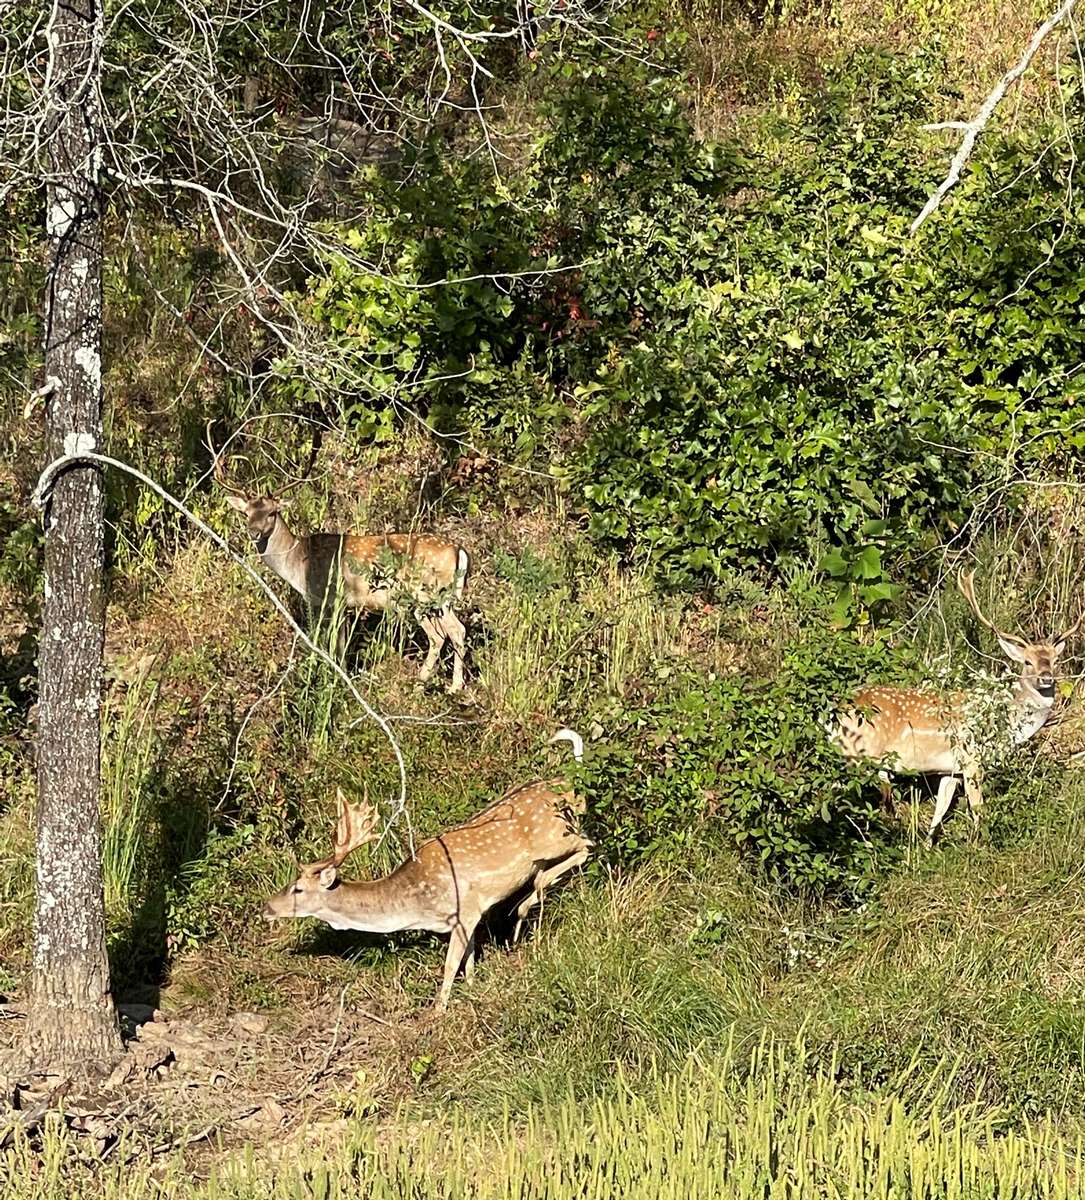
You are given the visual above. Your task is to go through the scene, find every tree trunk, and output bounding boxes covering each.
[22,0,122,1074]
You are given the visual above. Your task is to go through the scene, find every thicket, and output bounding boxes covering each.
[294,29,1085,592]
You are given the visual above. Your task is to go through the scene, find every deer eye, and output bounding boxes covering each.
[291,885,303,895]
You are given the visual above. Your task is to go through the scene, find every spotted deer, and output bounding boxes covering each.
[261,729,591,1010]
[832,570,1081,845]
[209,426,470,691]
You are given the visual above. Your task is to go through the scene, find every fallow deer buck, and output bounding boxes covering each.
[262,729,591,1010]
[832,570,1082,845]
[209,425,471,692]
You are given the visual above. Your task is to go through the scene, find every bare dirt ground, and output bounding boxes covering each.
[0,993,406,1171]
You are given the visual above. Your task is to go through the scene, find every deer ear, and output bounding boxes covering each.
[225,494,249,512]
[318,865,339,889]
[997,636,1026,663]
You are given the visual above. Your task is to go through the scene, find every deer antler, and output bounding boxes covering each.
[957,569,1023,646]
[273,420,323,498]
[207,419,322,500]
[1054,604,1085,646]
[205,420,249,497]
[319,786,381,869]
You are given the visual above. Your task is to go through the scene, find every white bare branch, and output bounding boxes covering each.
[32,450,414,851]
[911,0,1081,234]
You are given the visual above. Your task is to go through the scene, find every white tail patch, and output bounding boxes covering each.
[550,727,584,762]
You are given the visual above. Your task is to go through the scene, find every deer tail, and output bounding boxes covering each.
[454,547,470,600]
[549,727,584,763]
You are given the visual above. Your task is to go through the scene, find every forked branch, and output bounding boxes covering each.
[911,0,1080,234]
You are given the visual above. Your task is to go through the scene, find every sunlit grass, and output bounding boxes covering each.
[2,1039,1083,1198]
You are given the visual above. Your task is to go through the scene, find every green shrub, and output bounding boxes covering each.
[290,30,1085,591]
[577,619,923,896]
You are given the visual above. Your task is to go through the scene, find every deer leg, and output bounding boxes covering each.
[415,610,446,683]
[963,767,984,836]
[439,605,468,693]
[877,770,895,814]
[926,775,959,847]
[512,848,590,943]
[463,930,477,982]
[436,914,479,1011]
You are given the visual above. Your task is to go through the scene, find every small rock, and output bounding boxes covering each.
[103,1058,136,1090]
[235,1099,287,1130]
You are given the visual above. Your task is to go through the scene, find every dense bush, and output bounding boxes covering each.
[294,29,1085,591]
[575,620,925,896]
[561,46,1085,585]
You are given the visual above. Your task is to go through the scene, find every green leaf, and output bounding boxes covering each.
[820,550,848,578]
[849,480,880,514]
[855,545,883,580]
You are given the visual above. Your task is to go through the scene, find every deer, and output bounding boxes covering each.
[209,425,471,692]
[261,729,591,1010]
[832,570,1081,846]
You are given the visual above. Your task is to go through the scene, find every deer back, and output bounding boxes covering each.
[396,778,587,913]
[337,534,462,610]
[836,685,969,774]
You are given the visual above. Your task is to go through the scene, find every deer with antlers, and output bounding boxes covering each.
[832,570,1081,845]
[262,730,591,1010]
[209,425,471,692]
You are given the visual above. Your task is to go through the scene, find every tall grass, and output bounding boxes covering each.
[101,672,159,922]
[2,1041,1082,1199]
[481,558,687,724]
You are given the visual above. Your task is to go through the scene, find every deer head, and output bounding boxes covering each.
[207,421,315,546]
[958,569,1082,701]
[262,788,381,921]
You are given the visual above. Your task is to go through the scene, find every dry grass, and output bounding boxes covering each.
[2,1034,1084,1198]
[684,0,1063,142]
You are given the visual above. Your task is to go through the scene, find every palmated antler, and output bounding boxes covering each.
[957,569,1023,646]
[318,787,381,869]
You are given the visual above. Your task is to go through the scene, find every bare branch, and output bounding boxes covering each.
[32,450,413,850]
[911,0,1080,234]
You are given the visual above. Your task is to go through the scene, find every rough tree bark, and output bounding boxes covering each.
[22,0,122,1073]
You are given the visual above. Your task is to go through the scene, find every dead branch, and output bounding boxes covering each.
[911,0,1080,234]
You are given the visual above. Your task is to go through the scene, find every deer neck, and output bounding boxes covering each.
[1009,674,1056,745]
[319,875,443,935]
[256,515,310,598]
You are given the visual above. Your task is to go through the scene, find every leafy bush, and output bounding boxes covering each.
[578,620,923,896]
[293,30,1085,592]
[563,45,1085,585]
